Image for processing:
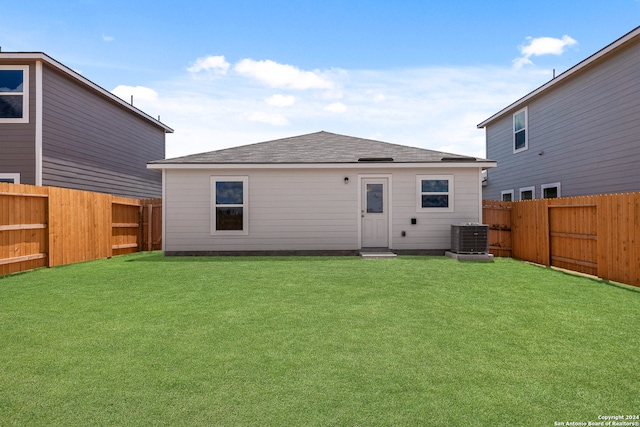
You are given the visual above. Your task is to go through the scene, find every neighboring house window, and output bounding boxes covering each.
[542,182,561,199]
[211,176,248,235]
[513,107,527,153]
[416,175,454,212]
[501,190,514,202]
[519,186,535,200]
[0,66,29,123]
[0,173,20,184]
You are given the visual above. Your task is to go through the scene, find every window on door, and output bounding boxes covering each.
[366,183,384,213]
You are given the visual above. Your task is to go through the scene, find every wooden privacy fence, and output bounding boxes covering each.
[0,183,162,276]
[483,193,640,288]
[482,200,512,258]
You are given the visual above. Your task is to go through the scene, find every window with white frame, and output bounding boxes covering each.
[501,190,514,202]
[0,66,29,123]
[416,175,454,212]
[211,176,249,235]
[519,186,535,200]
[541,182,561,199]
[513,107,527,153]
[0,173,20,184]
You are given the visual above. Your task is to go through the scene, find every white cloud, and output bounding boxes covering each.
[324,102,347,113]
[513,35,578,69]
[319,89,345,100]
[366,90,386,103]
[246,111,289,126]
[235,59,334,90]
[522,35,578,56]
[111,85,159,103]
[187,55,230,75]
[265,94,296,107]
[102,34,114,42]
[129,58,552,159]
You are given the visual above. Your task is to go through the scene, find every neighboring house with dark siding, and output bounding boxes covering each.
[478,26,640,201]
[0,52,173,198]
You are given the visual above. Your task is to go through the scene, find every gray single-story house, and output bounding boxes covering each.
[148,131,496,255]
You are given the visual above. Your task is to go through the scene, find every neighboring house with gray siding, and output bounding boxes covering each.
[148,131,495,255]
[478,26,640,201]
[0,52,173,198]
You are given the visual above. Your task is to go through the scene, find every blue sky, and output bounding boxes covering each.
[2,0,639,158]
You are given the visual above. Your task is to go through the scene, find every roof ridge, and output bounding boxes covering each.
[0,51,173,133]
[150,131,489,164]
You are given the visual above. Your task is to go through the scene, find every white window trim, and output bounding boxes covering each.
[210,176,249,235]
[519,186,535,200]
[0,173,20,184]
[501,189,514,202]
[0,65,29,124]
[416,174,454,212]
[513,106,528,154]
[541,182,561,199]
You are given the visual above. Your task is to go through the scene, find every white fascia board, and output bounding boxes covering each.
[477,26,640,129]
[147,161,497,170]
[0,52,174,133]
[35,61,43,185]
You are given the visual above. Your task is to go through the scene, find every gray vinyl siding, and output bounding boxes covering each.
[0,59,36,184]
[165,168,357,252]
[40,63,164,198]
[484,36,640,200]
[163,167,482,253]
[392,168,481,251]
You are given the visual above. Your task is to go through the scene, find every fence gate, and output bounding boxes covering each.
[548,204,598,276]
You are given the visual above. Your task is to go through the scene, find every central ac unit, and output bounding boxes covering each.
[450,223,489,254]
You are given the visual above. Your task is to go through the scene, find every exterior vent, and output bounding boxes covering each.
[358,157,394,162]
[441,156,477,162]
[450,223,489,254]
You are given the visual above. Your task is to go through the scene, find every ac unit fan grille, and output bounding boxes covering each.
[450,224,489,254]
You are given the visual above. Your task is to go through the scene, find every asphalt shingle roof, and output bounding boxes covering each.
[151,131,486,164]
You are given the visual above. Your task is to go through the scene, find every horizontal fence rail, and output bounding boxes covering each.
[0,183,162,276]
[483,193,640,288]
[4,182,639,288]
[482,201,512,258]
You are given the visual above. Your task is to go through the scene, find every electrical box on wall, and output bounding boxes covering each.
[411,218,417,225]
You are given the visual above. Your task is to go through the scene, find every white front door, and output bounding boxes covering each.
[361,178,389,248]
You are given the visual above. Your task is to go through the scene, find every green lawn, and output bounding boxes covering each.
[1,253,638,426]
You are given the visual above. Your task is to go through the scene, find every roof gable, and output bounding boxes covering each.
[150,131,487,165]
[0,52,173,133]
[478,25,640,128]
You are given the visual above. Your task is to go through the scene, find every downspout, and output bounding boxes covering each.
[35,60,43,186]
[478,168,484,222]
[161,168,166,252]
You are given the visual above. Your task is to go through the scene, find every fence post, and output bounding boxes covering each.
[147,204,152,252]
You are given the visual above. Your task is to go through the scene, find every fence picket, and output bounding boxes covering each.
[484,194,640,288]
[0,184,162,276]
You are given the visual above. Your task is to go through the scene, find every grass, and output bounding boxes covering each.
[0,253,638,426]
